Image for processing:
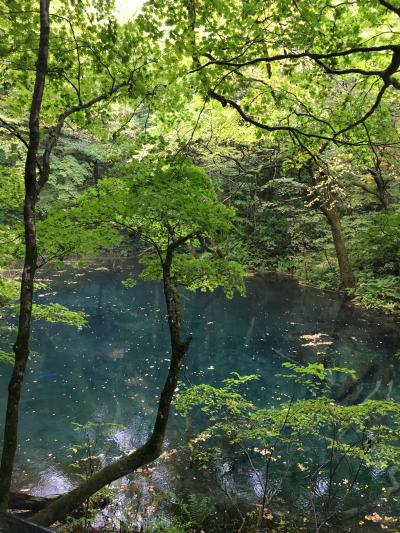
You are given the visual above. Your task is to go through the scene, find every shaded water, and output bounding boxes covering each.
[0,262,399,527]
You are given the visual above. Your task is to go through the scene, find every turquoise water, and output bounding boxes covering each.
[0,263,399,524]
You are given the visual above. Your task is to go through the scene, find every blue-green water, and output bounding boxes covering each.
[0,262,399,523]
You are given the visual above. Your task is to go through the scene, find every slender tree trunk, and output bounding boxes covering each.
[0,0,50,510]
[374,175,390,211]
[0,1,137,512]
[368,167,391,211]
[379,191,390,211]
[305,158,356,291]
[321,205,356,289]
[31,248,191,527]
[93,159,100,187]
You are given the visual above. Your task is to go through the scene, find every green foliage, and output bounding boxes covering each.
[146,494,216,533]
[175,372,258,420]
[32,303,87,327]
[0,139,25,268]
[0,166,24,212]
[68,421,125,480]
[137,0,400,313]
[121,277,137,288]
[37,201,123,262]
[219,146,399,311]
[58,486,115,533]
[97,159,236,246]
[140,254,245,298]
[48,157,245,299]
[0,349,14,365]
[176,493,215,530]
[0,276,19,305]
[0,1,399,528]
[280,362,356,393]
[146,521,187,533]
[352,210,400,276]
[348,273,400,313]
[343,209,400,311]
[175,366,400,525]
[0,0,151,132]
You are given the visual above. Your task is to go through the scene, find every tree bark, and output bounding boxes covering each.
[0,0,50,510]
[8,492,58,512]
[321,205,356,289]
[367,166,391,211]
[0,4,136,510]
[305,157,356,291]
[30,247,191,527]
[0,512,52,533]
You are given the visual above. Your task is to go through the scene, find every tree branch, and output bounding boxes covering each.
[379,0,400,17]
[190,45,397,74]
[0,118,29,149]
[38,77,134,190]
[208,89,335,142]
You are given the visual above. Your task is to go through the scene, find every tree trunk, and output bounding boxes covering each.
[356,168,391,211]
[0,513,52,533]
[0,3,134,510]
[8,492,58,513]
[375,180,390,211]
[368,167,391,211]
[321,205,356,289]
[30,248,191,527]
[0,0,50,510]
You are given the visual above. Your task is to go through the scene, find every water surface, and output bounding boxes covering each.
[0,263,399,524]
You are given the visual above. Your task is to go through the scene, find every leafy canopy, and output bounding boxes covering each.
[40,157,245,297]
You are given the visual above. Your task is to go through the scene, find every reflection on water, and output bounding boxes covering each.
[0,262,399,520]
[33,467,74,497]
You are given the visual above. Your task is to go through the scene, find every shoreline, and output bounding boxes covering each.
[3,254,399,318]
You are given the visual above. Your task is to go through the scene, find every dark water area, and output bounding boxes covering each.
[0,262,399,527]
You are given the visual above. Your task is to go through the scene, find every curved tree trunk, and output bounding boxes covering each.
[321,205,356,290]
[31,247,191,527]
[0,0,50,510]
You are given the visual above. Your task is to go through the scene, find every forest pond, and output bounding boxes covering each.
[1,262,399,528]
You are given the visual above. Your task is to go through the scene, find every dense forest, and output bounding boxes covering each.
[0,1,399,531]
